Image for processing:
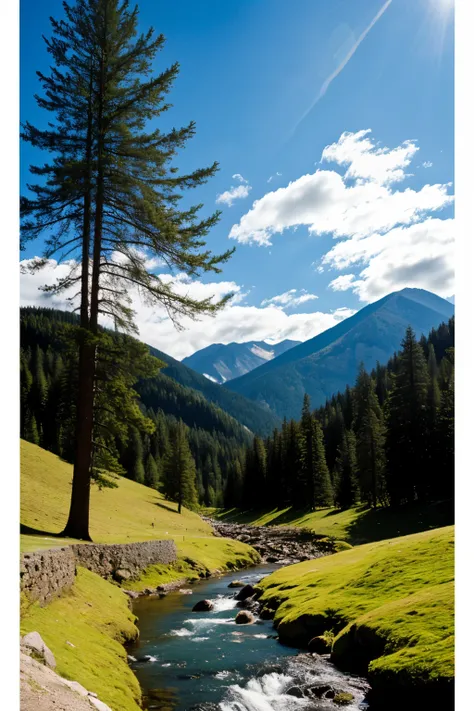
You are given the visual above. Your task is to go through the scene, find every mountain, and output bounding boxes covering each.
[182,339,301,384]
[225,288,454,420]
[20,307,281,437]
[144,344,281,435]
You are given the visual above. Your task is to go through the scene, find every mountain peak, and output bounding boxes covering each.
[226,288,454,419]
[182,338,301,384]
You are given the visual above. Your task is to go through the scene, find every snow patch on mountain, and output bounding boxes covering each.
[250,344,274,361]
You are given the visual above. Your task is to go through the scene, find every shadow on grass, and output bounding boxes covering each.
[214,499,454,546]
[346,499,454,545]
[20,523,64,537]
[153,500,179,515]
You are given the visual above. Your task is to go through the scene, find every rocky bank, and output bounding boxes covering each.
[207,518,332,564]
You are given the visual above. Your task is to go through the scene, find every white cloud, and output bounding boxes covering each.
[20,258,355,360]
[321,129,418,185]
[422,160,433,168]
[261,289,319,309]
[230,129,454,304]
[230,130,452,247]
[328,274,357,292]
[325,218,454,301]
[216,176,252,206]
[229,168,451,247]
[232,173,248,184]
[267,171,282,183]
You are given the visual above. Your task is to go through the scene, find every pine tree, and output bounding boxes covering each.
[25,414,40,446]
[286,419,302,508]
[144,453,159,489]
[311,418,333,508]
[163,421,198,513]
[299,394,314,507]
[385,327,429,505]
[353,364,386,508]
[252,436,267,509]
[22,0,234,540]
[335,429,359,509]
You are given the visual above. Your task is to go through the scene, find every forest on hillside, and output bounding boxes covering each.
[225,317,455,511]
[20,307,250,507]
[20,306,454,514]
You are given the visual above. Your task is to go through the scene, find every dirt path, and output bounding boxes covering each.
[20,653,110,711]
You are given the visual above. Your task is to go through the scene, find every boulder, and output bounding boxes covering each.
[236,598,260,613]
[256,664,283,677]
[21,631,56,669]
[113,568,131,582]
[89,697,113,711]
[334,692,355,705]
[235,584,255,601]
[309,684,333,698]
[235,610,255,625]
[228,580,245,588]
[259,607,275,620]
[63,679,89,697]
[124,590,139,599]
[286,687,304,698]
[308,635,332,654]
[192,599,214,612]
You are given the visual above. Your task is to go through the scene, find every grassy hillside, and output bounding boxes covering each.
[21,567,142,711]
[213,499,453,545]
[257,526,454,705]
[20,440,259,575]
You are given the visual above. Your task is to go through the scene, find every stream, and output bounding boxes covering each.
[127,565,370,711]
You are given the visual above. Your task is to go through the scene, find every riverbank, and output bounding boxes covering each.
[128,564,370,711]
[20,541,261,711]
[255,525,454,708]
[20,441,261,711]
[208,518,350,565]
[209,499,454,545]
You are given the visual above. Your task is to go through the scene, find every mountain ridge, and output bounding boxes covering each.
[182,338,300,384]
[225,288,454,419]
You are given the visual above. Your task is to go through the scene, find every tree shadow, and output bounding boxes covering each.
[20,523,65,537]
[153,500,178,514]
[346,499,454,545]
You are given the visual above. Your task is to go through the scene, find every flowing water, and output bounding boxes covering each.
[128,565,370,711]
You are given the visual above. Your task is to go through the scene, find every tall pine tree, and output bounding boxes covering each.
[21,0,233,539]
[163,421,198,513]
[385,327,429,505]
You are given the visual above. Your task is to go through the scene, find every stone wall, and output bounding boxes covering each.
[20,539,177,605]
[20,547,76,606]
[71,539,177,582]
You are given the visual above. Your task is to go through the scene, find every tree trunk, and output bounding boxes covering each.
[61,57,94,541]
[62,19,106,539]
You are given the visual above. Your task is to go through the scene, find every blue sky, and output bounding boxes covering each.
[20,0,454,358]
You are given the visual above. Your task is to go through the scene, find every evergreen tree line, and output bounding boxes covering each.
[226,319,454,511]
[20,307,249,508]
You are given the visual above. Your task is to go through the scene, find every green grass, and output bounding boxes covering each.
[125,538,261,592]
[21,567,142,711]
[211,499,453,545]
[20,441,261,711]
[256,526,454,700]
[21,439,211,543]
[20,439,260,580]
